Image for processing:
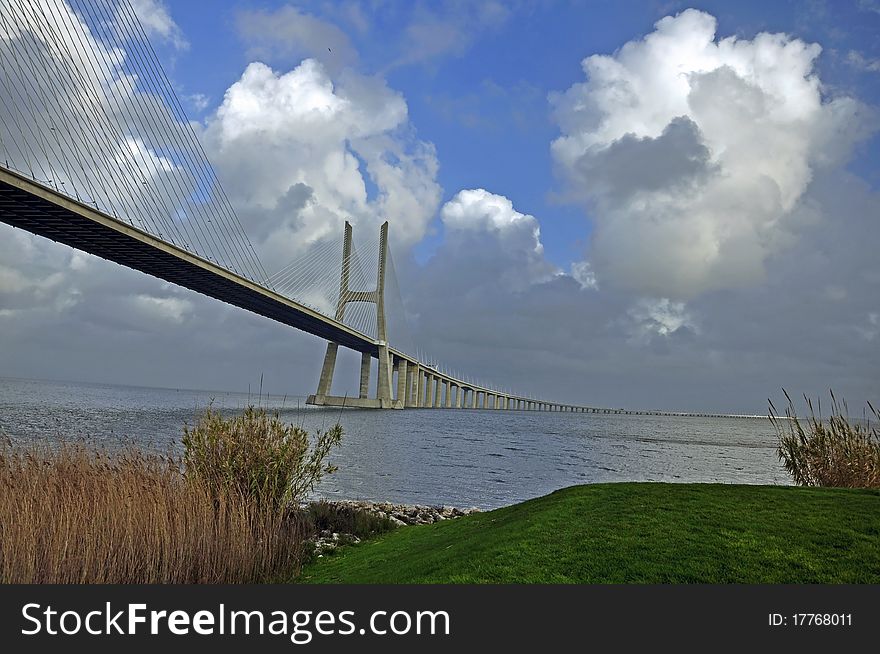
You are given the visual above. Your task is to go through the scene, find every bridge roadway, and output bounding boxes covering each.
[0,165,760,418]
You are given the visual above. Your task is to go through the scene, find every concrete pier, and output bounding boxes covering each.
[359,352,370,399]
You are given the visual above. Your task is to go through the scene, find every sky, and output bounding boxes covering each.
[1,0,879,413]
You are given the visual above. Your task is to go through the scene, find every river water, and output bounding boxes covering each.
[0,377,790,509]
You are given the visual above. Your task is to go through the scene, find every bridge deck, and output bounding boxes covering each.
[0,167,378,356]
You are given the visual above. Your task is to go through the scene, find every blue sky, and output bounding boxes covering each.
[158,0,880,268]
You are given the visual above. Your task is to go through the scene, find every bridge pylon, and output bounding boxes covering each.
[307,220,401,409]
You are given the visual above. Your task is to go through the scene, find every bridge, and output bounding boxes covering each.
[0,0,752,418]
[0,163,600,413]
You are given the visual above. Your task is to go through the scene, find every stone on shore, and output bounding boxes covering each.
[307,499,481,554]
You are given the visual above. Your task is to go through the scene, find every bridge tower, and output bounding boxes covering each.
[307,220,401,409]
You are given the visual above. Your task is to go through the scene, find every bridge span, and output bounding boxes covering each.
[0,165,583,412]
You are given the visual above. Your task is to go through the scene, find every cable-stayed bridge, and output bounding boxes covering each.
[0,1,748,417]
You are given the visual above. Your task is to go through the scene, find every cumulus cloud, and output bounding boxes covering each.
[438,189,558,291]
[551,8,876,299]
[202,58,441,273]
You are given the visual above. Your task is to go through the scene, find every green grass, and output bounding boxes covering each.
[299,483,880,583]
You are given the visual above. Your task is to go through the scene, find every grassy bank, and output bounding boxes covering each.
[300,483,880,583]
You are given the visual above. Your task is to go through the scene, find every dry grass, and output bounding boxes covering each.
[0,440,304,583]
[0,407,342,583]
[770,391,880,488]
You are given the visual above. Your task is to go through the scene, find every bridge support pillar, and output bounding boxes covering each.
[314,342,338,400]
[397,359,408,406]
[455,385,462,408]
[444,381,451,408]
[422,371,429,408]
[434,377,442,408]
[377,345,394,408]
[403,363,413,407]
[359,352,371,399]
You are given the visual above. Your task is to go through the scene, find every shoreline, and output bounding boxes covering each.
[307,500,481,555]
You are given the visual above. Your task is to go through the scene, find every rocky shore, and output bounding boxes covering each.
[309,500,481,555]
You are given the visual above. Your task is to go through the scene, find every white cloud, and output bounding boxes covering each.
[847,50,880,73]
[129,0,187,51]
[203,58,441,271]
[133,294,192,324]
[437,189,557,292]
[627,298,698,343]
[442,188,537,234]
[186,93,210,112]
[570,261,598,290]
[551,9,876,299]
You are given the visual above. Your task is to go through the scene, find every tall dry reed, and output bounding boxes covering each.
[770,391,880,488]
[0,407,342,583]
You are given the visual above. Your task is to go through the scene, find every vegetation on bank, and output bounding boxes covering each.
[771,391,880,488]
[0,407,348,583]
[300,483,880,584]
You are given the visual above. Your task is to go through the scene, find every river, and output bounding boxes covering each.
[0,376,790,509]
